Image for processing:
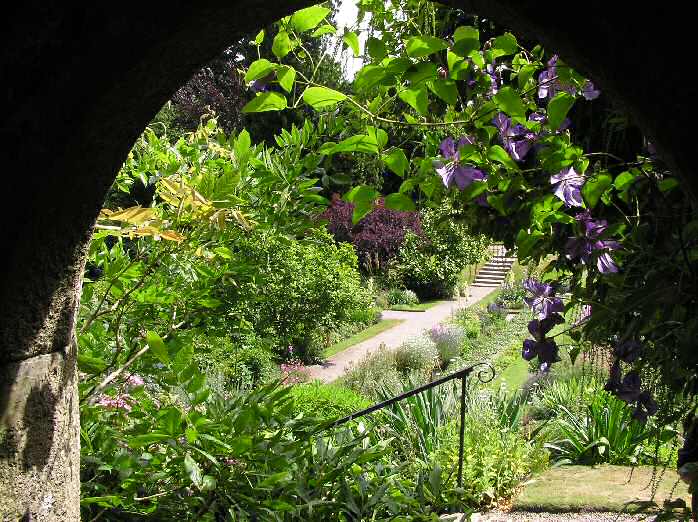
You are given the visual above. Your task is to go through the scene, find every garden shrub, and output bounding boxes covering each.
[496,282,526,309]
[341,345,403,399]
[321,196,423,273]
[194,334,278,391]
[387,287,419,306]
[389,206,490,299]
[394,335,439,375]
[428,323,466,367]
[290,381,371,420]
[431,391,548,508]
[453,309,481,339]
[226,228,376,363]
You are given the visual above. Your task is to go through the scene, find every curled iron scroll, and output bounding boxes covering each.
[470,362,495,384]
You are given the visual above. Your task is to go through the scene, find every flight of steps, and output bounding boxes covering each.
[471,245,516,288]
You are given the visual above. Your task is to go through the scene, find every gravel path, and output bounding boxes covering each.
[306,286,498,382]
[443,511,655,521]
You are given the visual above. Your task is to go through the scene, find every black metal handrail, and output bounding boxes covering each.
[328,362,495,488]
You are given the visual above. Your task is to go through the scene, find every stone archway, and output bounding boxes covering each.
[1,3,693,520]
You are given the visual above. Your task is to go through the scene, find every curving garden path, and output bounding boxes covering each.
[306,285,498,383]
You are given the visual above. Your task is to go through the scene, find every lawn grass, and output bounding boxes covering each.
[325,319,404,357]
[389,300,443,312]
[491,354,530,392]
[513,464,691,516]
[472,288,502,309]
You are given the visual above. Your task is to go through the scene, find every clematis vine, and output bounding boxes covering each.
[550,166,585,207]
[604,364,658,423]
[435,136,486,190]
[565,211,620,273]
[493,112,538,161]
[522,279,564,319]
[537,55,586,101]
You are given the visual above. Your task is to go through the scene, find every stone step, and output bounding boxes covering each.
[473,275,506,281]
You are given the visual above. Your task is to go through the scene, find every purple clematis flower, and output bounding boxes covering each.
[522,339,537,361]
[537,55,559,99]
[523,279,564,319]
[486,63,500,96]
[521,338,560,364]
[436,136,486,190]
[475,194,490,207]
[582,80,601,100]
[632,391,658,423]
[615,340,643,363]
[565,212,621,274]
[615,370,642,404]
[493,112,539,162]
[528,313,565,341]
[550,166,585,207]
[249,79,269,93]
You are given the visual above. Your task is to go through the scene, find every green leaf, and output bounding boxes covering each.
[259,471,292,488]
[254,29,265,45]
[330,135,379,154]
[517,63,537,89]
[277,65,296,92]
[452,26,479,56]
[490,33,518,58]
[354,65,386,92]
[77,353,107,374]
[344,185,379,205]
[242,92,287,113]
[312,24,336,37]
[547,92,575,130]
[244,59,275,82]
[366,126,388,149]
[487,145,519,171]
[659,178,679,192]
[272,30,292,59]
[614,171,638,191]
[405,62,437,86]
[486,194,507,215]
[146,330,169,363]
[516,229,544,260]
[290,5,330,33]
[581,173,612,208]
[367,37,387,61]
[399,178,419,193]
[384,148,409,177]
[201,475,217,492]
[343,31,360,56]
[398,87,428,115]
[384,193,415,211]
[129,433,172,447]
[302,86,347,109]
[493,86,526,118]
[447,51,469,80]
[405,35,448,58]
[428,79,458,105]
[184,454,203,488]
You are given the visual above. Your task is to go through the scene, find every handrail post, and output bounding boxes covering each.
[457,375,467,488]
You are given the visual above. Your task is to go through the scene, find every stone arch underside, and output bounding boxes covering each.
[0,3,692,520]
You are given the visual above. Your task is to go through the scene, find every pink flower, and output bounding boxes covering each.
[97,393,133,412]
[126,374,144,387]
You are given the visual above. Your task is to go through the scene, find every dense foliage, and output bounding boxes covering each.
[239,0,697,454]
